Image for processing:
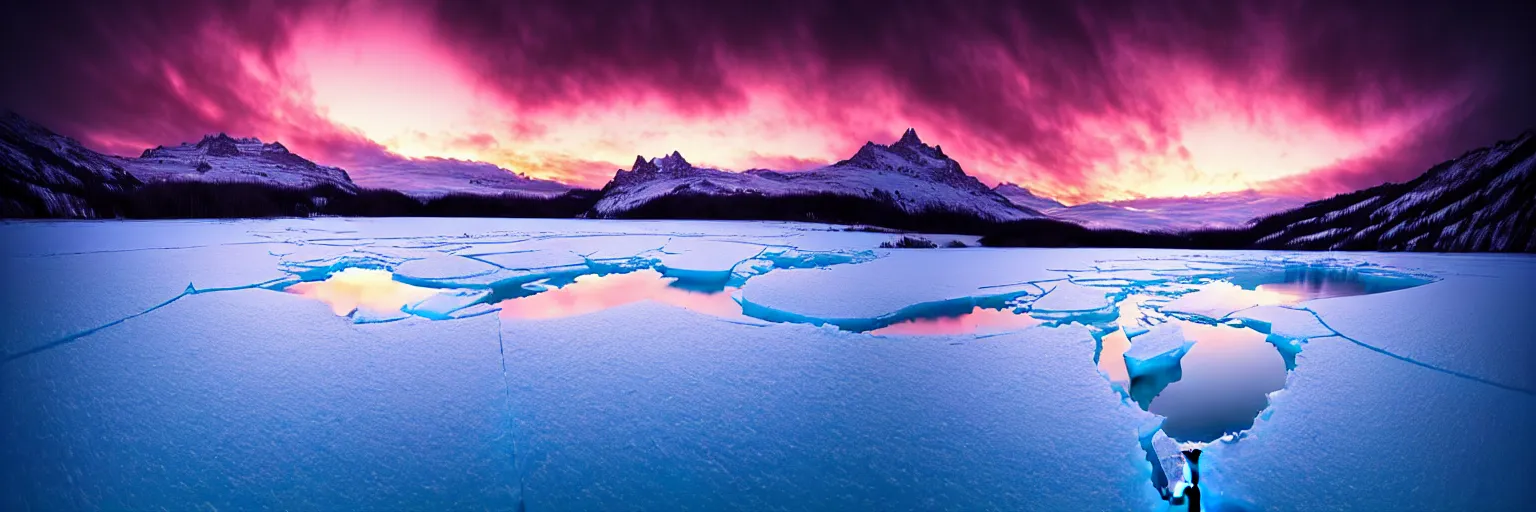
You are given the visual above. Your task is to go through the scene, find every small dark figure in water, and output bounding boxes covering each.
[1184,449,1203,511]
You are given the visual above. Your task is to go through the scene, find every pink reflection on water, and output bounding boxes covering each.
[498,269,745,320]
[1099,329,1133,389]
[285,268,440,316]
[868,307,1042,335]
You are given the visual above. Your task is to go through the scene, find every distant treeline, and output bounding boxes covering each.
[1,181,602,220]
[7,179,1528,252]
[606,190,1262,249]
[0,180,1276,249]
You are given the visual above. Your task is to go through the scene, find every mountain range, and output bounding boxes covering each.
[595,129,1040,222]
[994,184,1308,233]
[1,111,1530,252]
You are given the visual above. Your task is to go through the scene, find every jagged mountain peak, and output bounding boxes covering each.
[593,127,1042,222]
[122,131,355,192]
[194,133,245,157]
[630,155,656,173]
[656,151,691,171]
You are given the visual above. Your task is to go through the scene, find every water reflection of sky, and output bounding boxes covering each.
[498,269,746,320]
[285,268,440,316]
[1229,266,1426,302]
[869,307,1042,335]
[1146,320,1287,443]
[1100,265,1427,443]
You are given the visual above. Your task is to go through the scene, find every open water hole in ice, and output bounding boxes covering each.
[494,269,746,320]
[284,268,441,316]
[285,267,749,321]
[1226,265,1426,301]
[1105,266,1428,443]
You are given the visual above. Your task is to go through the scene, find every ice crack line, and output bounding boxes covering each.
[1,277,295,366]
[0,290,190,365]
[494,317,526,510]
[1290,306,1534,397]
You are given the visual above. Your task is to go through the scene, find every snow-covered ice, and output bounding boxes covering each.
[2,218,1531,510]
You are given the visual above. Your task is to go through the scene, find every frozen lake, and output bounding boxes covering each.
[2,218,1533,511]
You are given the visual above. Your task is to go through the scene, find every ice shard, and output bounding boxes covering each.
[1152,430,1191,499]
[1123,323,1195,379]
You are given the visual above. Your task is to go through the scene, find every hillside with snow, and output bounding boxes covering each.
[350,156,573,198]
[992,183,1067,212]
[125,134,357,192]
[1247,130,1535,251]
[0,111,142,217]
[592,129,1041,223]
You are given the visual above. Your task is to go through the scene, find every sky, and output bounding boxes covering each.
[2,0,1532,204]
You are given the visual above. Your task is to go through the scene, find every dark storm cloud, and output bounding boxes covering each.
[0,1,335,151]
[1,0,1531,198]
[426,0,1536,190]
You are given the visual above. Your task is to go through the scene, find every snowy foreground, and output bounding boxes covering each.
[1,218,1532,511]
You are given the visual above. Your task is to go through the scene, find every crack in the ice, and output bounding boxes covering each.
[1,289,190,365]
[1289,306,1533,396]
[494,317,526,511]
[14,240,280,258]
[1,277,299,366]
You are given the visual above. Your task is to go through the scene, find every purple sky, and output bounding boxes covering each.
[2,0,1532,203]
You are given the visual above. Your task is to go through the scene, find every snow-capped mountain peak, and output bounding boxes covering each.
[655,151,692,172]
[592,129,1042,221]
[194,133,244,156]
[123,133,357,192]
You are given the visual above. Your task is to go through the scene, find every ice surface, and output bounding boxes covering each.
[652,238,767,282]
[2,243,287,357]
[1231,305,1333,341]
[737,249,1101,328]
[1030,282,1118,317]
[403,288,491,320]
[468,248,590,271]
[0,290,517,510]
[391,251,504,283]
[2,219,1530,510]
[1122,323,1194,378]
[1202,337,1536,510]
[1303,272,1536,393]
[500,302,1160,509]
